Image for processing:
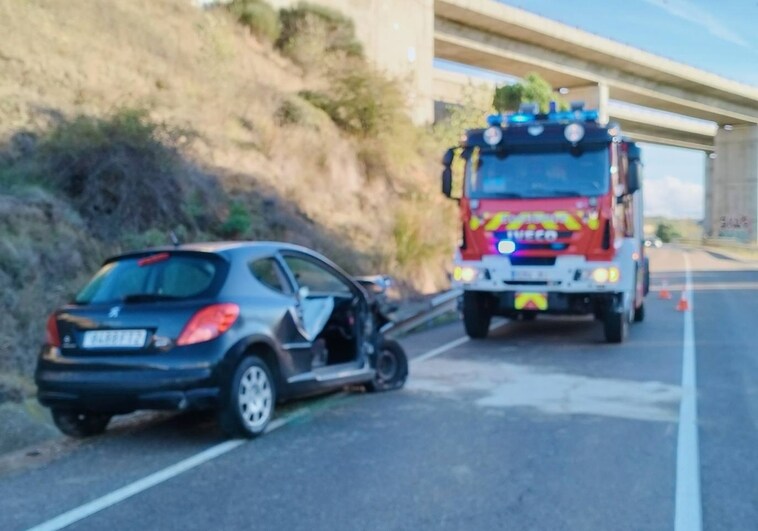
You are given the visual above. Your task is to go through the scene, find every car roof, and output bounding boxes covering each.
[111,241,330,262]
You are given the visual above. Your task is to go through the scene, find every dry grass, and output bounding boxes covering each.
[0,0,459,389]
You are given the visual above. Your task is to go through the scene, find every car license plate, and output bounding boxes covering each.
[511,269,547,281]
[82,330,147,349]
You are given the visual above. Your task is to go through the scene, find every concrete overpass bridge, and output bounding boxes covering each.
[432,69,719,153]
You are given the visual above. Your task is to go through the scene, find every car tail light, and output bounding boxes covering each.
[176,303,240,346]
[46,313,61,347]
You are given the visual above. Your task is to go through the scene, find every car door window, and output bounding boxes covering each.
[282,256,352,296]
[249,258,292,294]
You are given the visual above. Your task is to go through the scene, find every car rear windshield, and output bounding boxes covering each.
[75,252,226,305]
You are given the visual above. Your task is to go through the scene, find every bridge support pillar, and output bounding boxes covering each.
[710,125,758,244]
[561,83,609,124]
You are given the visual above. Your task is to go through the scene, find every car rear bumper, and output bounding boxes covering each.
[36,365,219,413]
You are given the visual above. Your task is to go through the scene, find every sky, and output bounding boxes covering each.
[439,0,758,219]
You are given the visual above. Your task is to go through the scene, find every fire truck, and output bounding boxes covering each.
[441,103,649,343]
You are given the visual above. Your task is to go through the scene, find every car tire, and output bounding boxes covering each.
[604,309,628,343]
[366,339,408,392]
[51,409,111,438]
[219,356,276,439]
[521,311,537,321]
[463,291,492,339]
[634,302,645,322]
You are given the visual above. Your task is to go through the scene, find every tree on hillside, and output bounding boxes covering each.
[655,222,681,243]
[492,72,566,113]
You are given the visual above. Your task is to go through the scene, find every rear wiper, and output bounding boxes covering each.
[122,293,180,303]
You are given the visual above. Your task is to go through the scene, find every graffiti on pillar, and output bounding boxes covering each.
[718,215,754,241]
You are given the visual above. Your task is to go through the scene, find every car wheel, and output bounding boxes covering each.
[219,356,276,438]
[366,339,408,392]
[51,409,111,438]
[521,311,537,321]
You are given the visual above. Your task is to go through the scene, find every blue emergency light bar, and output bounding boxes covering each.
[486,101,599,127]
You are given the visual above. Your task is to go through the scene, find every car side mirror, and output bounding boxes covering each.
[297,286,310,301]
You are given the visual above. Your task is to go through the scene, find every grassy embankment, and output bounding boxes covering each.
[0,0,467,403]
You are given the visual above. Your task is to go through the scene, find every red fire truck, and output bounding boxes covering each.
[441,103,649,343]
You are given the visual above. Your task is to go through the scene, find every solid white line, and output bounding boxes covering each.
[26,413,296,531]
[412,336,470,364]
[411,319,506,365]
[674,252,702,531]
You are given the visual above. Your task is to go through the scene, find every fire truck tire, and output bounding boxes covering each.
[643,258,651,296]
[463,292,492,339]
[521,312,537,321]
[603,309,628,343]
[634,302,645,322]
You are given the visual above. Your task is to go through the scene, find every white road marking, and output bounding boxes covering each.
[412,336,470,364]
[26,327,485,531]
[411,320,505,365]
[674,252,702,531]
[25,410,305,531]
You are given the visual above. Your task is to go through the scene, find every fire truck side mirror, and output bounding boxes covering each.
[441,148,455,198]
[628,161,641,194]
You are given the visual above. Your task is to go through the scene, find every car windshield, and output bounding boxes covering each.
[75,253,223,304]
[468,145,610,199]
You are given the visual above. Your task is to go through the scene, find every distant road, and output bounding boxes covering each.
[0,247,756,531]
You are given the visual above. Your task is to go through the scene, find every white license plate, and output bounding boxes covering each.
[82,330,148,349]
[511,269,548,281]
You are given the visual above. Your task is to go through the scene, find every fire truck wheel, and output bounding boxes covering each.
[463,292,492,339]
[521,312,537,321]
[634,302,645,322]
[603,309,628,343]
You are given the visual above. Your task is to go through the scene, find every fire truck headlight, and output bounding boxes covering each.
[591,268,609,283]
[564,123,585,143]
[453,266,485,283]
[589,267,620,284]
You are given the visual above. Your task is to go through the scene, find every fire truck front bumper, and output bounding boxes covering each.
[453,255,633,292]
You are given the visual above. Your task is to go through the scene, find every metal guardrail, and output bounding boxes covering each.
[381,289,462,338]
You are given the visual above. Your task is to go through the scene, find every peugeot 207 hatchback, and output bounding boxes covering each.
[36,242,408,439]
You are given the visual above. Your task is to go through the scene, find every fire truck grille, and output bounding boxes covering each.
[509,257,557,267]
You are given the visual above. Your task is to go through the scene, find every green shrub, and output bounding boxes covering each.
[227,0,281,43]
[28,109,196,239]
[299,67,405,136]
[219,200,252,238]
[493,72,567,113]
[277,2,363,69]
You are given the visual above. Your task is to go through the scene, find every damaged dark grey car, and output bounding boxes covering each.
[36,242,408,438]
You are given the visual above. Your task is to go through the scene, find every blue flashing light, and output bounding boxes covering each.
[549,243,568,251]
[486,114,504,126]
[483,108,600,129]
[497,240,517,255]
[508,113,533,124]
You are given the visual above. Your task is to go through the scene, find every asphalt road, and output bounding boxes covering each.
[0,247,756,531]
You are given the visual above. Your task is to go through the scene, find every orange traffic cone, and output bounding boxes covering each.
[676,292,690,312]
[659,281,672,300]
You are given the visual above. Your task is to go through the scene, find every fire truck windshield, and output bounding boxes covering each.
[467,145,609,199]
